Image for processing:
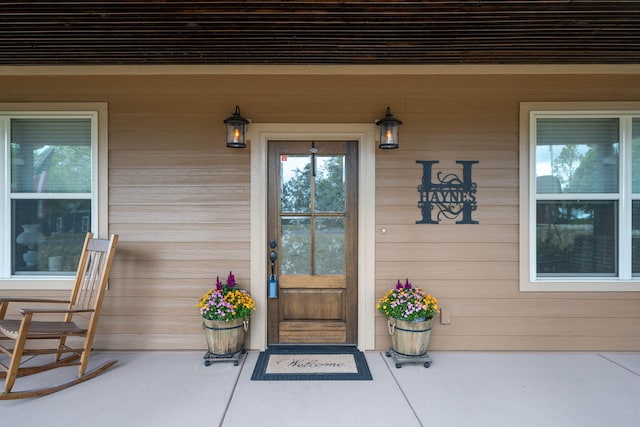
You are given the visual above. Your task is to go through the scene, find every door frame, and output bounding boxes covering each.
[247,123,377,351]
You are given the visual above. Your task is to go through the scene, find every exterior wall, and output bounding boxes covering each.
[1,70,639,351]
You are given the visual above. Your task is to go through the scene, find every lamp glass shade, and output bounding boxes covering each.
[224,106,249,148]
[376,107,402,149]
[379,123,400,149]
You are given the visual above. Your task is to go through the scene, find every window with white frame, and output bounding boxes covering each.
[521,104,640,291]
[0,106,105,286]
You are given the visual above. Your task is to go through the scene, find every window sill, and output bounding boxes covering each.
[0,277,75,291]
[521,279,640,292]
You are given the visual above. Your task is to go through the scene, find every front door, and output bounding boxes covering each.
[267,140,358,344]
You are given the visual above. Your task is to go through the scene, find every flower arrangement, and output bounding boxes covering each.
[376,278,439,321]
[197,272,256,321]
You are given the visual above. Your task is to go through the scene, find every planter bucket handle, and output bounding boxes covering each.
[202,319,250,332]
[387,319,396,335]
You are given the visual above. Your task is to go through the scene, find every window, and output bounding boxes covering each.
[0,104,107,289]
[520,103,640,291]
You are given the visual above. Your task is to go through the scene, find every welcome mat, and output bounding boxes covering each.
[251,345,372,381]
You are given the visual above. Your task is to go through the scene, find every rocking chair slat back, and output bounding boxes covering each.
[69,234,115,316]
[0,232,119,399]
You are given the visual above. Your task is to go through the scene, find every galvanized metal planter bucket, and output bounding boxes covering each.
[388,317,433,357]
[202,318,249,356]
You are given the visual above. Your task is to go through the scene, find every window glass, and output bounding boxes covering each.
[8,117,93,277]
[633,201,640,277]
[634,119,640,276]
[11,119,92,193]
[633,118,640,194]
[536,118,619,193]
[536,201,617,276]
[13,199,90,274]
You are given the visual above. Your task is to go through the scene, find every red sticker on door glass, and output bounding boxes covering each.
[281,155,287,161]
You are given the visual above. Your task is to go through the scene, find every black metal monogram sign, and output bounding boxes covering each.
[416,160,479,224]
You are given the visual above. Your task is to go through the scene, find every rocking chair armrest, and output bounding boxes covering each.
[19,307,95,315]
[1,298,72,319]
[0,297,71,305]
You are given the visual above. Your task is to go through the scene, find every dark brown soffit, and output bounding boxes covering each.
[1,1,639,65]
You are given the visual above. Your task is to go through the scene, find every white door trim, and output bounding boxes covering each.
[247,123,377,351]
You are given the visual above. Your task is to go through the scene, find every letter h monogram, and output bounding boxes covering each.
[416,160,479,224]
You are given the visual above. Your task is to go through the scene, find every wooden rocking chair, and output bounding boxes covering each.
[0,233,118,399]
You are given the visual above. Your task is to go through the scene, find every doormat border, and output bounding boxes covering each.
[250,345,372,381]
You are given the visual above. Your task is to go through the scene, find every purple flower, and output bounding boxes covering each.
[396,279,403,290]
[215,275,223,290]
[227,271,236,288]
[404,278,412,289]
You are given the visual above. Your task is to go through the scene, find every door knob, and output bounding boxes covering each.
[268,240,278,298]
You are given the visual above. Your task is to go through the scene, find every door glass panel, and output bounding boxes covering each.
[281,155,311,213]
[314,155,345,213]
[315,217,345,274]
[281,217,311,274]
[536,118,619,193]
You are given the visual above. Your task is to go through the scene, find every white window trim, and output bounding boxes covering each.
[520,102,640,292]
[0,103,108,290]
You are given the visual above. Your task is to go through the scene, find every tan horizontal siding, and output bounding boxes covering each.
[375,315,640,351]
[377,243,519,262]
[374,72,640,351]
[109,223,249,242]
[376,261,519,281]
[94,333,208,350]
[102,78,253,351]
[429,336,640,351]
[377,206,519,225]
[110,205,249,224]
[1,72,639,351]
[110,262,249,280]
[375,224,519,243]
[376,187,518,207]
[109,168,250,187]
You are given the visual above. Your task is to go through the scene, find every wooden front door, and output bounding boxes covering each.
[267,140,358,344]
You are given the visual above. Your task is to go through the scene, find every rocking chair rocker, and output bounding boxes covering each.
[0,233,118,399]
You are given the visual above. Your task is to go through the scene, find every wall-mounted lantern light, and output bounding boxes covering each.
[224,105,250,148]
[375,106,402,149]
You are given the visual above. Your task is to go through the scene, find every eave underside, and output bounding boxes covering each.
[1,1,639,65]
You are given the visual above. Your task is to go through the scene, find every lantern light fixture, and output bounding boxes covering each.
[375,106,402,149]
[224,105,250,148]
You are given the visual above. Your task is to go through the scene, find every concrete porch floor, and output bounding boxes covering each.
[1,350,639,427]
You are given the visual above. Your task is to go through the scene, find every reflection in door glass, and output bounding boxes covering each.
[314,156,345,213]
[281,155,311,213]
[281,217,311,274]
[315,217,345,274]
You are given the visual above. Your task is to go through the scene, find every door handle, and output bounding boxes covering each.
[268,240,278,298]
